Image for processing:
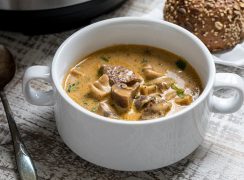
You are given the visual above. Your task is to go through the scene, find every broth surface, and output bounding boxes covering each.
[64,45,202,121]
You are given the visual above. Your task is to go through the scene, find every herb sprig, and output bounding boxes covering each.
[171,84,185,98]
[100,56,111,62]
[141,58,148,64]
[67,81,79,93]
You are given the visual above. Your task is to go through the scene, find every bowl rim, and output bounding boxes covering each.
[52,17,215,125]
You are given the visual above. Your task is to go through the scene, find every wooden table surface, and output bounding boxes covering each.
[1,0,244,179]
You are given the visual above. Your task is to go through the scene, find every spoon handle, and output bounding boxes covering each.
[0,91,38,180]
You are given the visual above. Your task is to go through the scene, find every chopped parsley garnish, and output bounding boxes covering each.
[176,59,187,70]
[177,91,185,98]
[67,81,79,93]
[100,56,111,62]
[141,58,148,64]
[171,84,185,98]
[92,98,99,103]
[91,106,98,112]
[83,101,88,106]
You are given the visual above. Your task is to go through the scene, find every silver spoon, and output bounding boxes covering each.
[0,45,37,180]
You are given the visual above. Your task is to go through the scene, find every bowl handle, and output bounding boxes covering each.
[211,73,244,113]
[22,66,54,106]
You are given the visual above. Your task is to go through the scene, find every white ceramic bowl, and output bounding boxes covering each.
[22,17,244,171]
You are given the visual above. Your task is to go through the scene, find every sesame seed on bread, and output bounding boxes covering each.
[164,0,244,52]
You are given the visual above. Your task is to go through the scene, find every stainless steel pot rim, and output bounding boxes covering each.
[0,0,92,10]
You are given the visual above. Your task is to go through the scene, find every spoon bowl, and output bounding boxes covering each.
[0,45,15,88]
[0,45,37,180]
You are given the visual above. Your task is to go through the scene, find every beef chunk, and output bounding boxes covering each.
[141,97,172,120]
[100,65,142,85]
[135,94,172,119]
[134,95,154,110]
[134,94,171,120]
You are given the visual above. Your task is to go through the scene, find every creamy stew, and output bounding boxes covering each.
[64,45,202,121]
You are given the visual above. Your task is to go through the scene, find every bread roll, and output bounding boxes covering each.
[164,0,244,52]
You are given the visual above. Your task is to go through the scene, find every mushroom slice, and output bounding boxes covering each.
[140,84,157,95]
[148,77,175,92]
[141,100,172,120]
[97,101,119,119]
[165,91,177,101]
[142,64,163,80]
[134,95,154,110]
[175,95,193,106]
[100,65,142,85]
[135,94,172,120]
[111,83,140,112]
[70,69,84,76]
[89,74,111,100]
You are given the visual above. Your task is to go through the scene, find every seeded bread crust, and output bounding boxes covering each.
[164,0,244,52]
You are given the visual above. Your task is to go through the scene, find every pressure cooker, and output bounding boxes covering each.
[0,0,126,34]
